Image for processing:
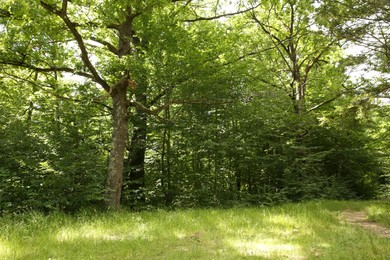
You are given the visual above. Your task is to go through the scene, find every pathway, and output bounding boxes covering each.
[341,210,390,238]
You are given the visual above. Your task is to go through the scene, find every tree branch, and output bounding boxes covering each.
[40,0,111,92]
[306,92,345,113]
[170,98,235,105]
[3,71,113,111]
[184,4,260,22]
[251,14,290,55]
[104,7,141,57]
[90,37,119,55]
[129,100,169,123]
[252,13,293,72]
[0,60,95,79]
[222,45,280,66]
[148,89,169,107]
[302,40,336,83]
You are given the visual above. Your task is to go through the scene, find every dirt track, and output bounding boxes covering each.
[341,210,390,238]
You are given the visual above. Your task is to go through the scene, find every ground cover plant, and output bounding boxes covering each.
[1,200,390,259]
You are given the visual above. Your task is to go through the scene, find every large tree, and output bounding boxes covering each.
[0,0,258,209]
[0,0,188,209]
[247,0,344,114]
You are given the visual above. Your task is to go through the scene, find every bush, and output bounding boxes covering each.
[0,121,106,214]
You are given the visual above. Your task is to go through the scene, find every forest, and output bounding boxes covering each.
[0,0,389,213]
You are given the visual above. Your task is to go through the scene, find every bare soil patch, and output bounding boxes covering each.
[341,210,390,238]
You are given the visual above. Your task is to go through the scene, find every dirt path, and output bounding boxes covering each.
[341,210,390,238]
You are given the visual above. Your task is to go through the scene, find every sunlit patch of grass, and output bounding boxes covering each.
[1,201,390,259]
[56,218,151,242]
[0,239,11,259]
[365,203,390,227]
[228,238,303,258]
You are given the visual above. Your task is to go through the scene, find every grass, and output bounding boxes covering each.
[1,200,390,259]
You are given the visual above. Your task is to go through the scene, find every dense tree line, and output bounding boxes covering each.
[0,0,389,213]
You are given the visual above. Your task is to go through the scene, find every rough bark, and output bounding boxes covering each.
[39,1,141,210]
[105,78,129,210]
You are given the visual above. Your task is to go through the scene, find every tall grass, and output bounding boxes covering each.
[1,200,390,259]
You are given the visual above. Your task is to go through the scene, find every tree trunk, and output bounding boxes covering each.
[105,78,129,210]
[293,82,306,114]
[161,106,173,205]
[124,108,147,205]
[127,114,147,188]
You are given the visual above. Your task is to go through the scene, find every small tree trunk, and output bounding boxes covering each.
[127,116,147,188]
[293,81,306,114]
[123,82,148,206]
[161,106,173,205]
[124,110,147,206]
[105,79,129,210]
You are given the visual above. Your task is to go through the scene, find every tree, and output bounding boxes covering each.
[316,0,389,95]
[0,0,258,210]
[247,0,342,114]
[0,0,387,212]
[0,0,185,209]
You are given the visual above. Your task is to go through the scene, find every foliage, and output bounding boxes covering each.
[0,0,388,212]
[0,77,108,213]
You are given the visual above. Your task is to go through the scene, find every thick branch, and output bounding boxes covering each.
[129,100,169,123]
[105,7,141,57]
[39,1,61,15]
[40,0,110,92]
[90,36,119,55]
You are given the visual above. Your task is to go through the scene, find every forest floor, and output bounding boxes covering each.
[1,200,390,259]
[341,210,390,238]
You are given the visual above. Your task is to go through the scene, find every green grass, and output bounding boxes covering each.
[1,200,390,259]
